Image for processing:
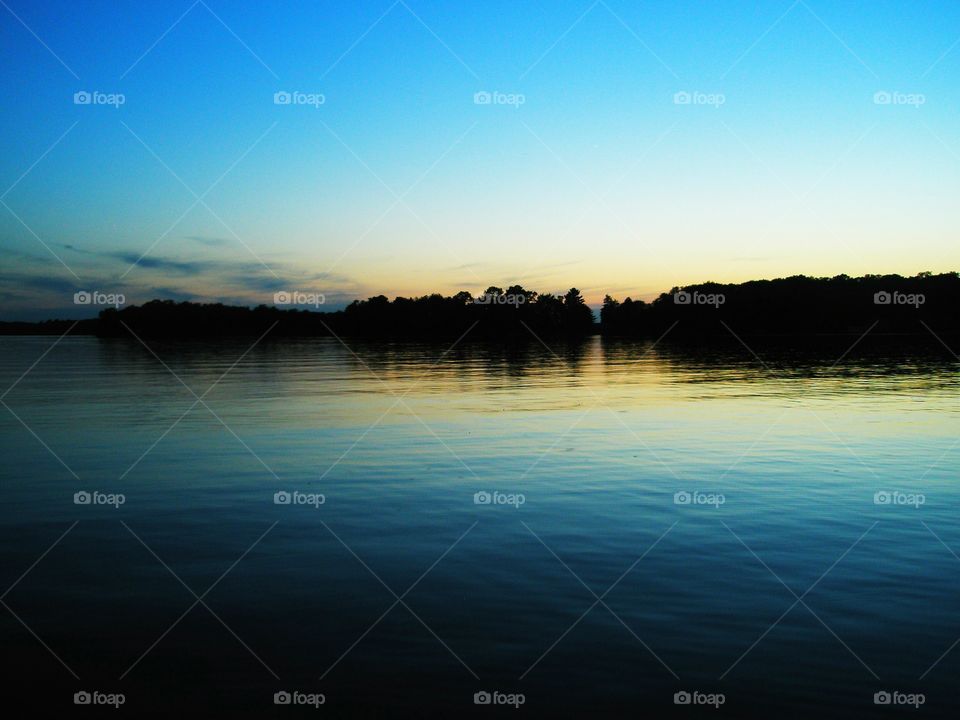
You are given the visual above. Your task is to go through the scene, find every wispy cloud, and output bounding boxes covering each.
[182,235,231,247]
[110,253,216,275]
[0,245,368,320]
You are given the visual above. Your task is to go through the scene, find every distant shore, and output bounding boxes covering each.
[2,273,958,340]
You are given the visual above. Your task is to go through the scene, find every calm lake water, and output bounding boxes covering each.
[1,334,959,717]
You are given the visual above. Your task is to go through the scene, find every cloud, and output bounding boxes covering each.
[183,235,230,247]
[61,244,96,255]
[307,270,355,284]
[110,252,215,275]
[0,272,82,295]
[447,261,492,271]
[61,244,214,275]
[233,275,288,293]
[1,244,369,320]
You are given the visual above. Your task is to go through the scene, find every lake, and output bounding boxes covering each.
[1,333,958,716]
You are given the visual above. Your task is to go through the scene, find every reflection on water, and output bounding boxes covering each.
[0,335,958,716]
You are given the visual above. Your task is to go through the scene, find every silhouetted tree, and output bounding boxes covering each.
[90,284,600,339]
[12,273,960,341]
[562,288,595,333]
[600,272,960,337]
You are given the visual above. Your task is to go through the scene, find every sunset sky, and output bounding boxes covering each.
[1,0,958,319]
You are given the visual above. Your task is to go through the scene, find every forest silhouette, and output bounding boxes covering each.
[2,273,958,339]
[601,272,960,337]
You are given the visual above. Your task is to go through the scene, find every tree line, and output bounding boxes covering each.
[2,273,958,338]
[90,286,596,339]
[601,273,959,336]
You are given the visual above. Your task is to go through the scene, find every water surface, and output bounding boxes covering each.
[1,335,958,716]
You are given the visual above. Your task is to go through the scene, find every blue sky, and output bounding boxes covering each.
[1,0,958,319]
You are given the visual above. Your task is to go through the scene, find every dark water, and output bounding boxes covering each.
[1,334,959,717]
